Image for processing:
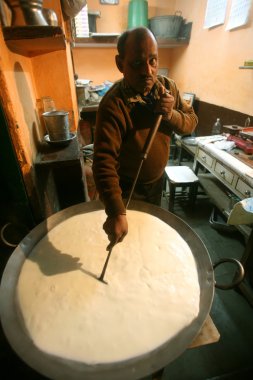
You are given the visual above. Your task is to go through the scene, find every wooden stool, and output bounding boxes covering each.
[164,166,199,212]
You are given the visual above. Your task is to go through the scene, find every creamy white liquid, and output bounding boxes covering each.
[17,210,200,364]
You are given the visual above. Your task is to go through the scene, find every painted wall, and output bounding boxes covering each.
[72,0,174,84]
[0,0,79,202]
[0,0,78,156]
[0,32,36,170]
[170,0,253,115]
[72,0,253,116]
[87,0,175,33]
[72,46,172,85]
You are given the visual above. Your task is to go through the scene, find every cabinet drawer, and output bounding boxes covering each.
[197,149,213,168]
[236,179,253,198]
[214,162,234,185]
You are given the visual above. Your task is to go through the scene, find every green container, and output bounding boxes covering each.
[128,0,148,29]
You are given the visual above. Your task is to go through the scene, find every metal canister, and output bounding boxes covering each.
[42,110,70,141]
[5,0,48,26]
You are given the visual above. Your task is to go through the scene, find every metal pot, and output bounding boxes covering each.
[42,8,58,26]
[149,11,183,39]
[0,200,244,380]
[5,0,48,26]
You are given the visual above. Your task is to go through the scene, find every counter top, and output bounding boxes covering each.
[35,135,82,166]
[197,141,253,188]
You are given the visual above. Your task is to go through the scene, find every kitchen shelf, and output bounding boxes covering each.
[157,37,190,48]
[3,26,66,57]
[73,36,189,49]
[239,66,253,69]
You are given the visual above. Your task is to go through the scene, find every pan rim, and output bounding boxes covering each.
[0,200,214,380]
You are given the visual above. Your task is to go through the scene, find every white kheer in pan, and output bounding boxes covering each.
[17,210,200,364]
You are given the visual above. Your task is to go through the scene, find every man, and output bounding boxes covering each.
[92,27,198,248]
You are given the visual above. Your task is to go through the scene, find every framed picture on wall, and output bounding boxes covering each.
[100,0,119,4]
[183,92,195,107]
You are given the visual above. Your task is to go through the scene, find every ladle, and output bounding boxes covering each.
[98,114,163,283]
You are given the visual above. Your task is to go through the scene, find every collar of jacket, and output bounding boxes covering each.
[120,78,163,106]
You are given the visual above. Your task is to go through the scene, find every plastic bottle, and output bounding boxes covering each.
[212,118,222,135]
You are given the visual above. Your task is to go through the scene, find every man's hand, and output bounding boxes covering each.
[103,214,128,250]
[155,86,174,120]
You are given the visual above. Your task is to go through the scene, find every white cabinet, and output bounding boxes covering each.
[236,179,253,198]
[197,148,214,169]
[195,144,253,238]
[214,162,234,185]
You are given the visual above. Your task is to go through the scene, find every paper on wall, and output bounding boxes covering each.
[226,0,252,30]
[204,0,227,29]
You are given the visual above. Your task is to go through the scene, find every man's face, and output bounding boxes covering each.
[116,33,158,96]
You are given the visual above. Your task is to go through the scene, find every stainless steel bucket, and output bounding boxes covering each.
[42,110,70,141]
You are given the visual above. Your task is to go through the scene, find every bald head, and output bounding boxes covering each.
[117,27,157,58]
[115,27,159,96]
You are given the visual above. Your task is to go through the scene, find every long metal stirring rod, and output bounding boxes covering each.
[98,114,163,283]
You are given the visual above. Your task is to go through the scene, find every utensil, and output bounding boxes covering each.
[5,0,48,26]
[44,132,76,147]
[149,11,183,39]
[98,114,163,283]
[42,8,58,26]
[0,200,244,380]
[42,110,70,141]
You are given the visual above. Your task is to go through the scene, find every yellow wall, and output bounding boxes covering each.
[72,46,172,85]
[0,32,37,169]
[0,0,78,155]
[170,0,253,114]
[72,0,253,116]
[72,0,174,84]
[87,0,175,33]
[0,0,79,199]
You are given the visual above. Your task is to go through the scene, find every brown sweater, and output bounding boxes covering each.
[92,76,198,216]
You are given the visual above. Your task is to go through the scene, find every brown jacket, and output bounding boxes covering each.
[92,76,198,216]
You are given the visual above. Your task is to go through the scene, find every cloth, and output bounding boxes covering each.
[92,75,198,217]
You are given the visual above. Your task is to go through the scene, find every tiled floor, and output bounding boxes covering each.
[1,187,253,379]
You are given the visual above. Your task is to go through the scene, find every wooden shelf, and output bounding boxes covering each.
[239,66,253,69]
[157,37,190,48]
[73,36,189,49]
[3,26,66,57]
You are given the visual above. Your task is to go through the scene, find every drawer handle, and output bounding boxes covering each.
[202,155,206,160]
[220,170,225,176]
[245,190,251,197]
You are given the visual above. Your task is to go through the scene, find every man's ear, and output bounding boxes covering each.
[115,55,123,73]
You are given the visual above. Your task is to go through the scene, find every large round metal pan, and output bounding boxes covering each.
[0,200,214,380]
